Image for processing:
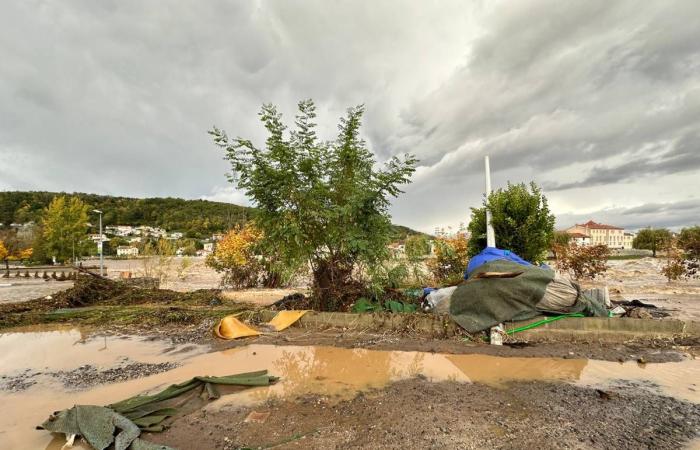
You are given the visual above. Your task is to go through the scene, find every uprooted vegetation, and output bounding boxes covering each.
[0,275,247,330]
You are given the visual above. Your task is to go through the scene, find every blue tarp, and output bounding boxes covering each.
[464,247,535,278]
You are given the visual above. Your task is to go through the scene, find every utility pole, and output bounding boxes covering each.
[93,210,104,276]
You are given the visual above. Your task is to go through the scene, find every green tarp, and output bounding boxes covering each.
[39,371,279,450]
[449,260,607,333]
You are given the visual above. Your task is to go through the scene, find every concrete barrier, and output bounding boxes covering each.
[254,310,699,342]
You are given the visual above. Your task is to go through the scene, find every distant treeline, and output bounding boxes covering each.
[0,191,427,241]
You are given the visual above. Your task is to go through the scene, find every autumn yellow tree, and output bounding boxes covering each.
[0,230,33,275]
[206,224,286,288]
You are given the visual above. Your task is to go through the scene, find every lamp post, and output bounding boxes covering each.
[92,210,104,276]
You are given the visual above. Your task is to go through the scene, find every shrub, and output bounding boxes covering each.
[206,224,288,288]
[554,243,610,280]
[427,232,469,285]
[468,182,555,263]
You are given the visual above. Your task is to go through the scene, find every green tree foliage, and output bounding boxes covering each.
[41,196,90,263]
[550,231,571,259]
[467,182,555,263]
[405,235,431,260]
[0,191,250,238]
[210,100,417,309]
[427,232,469,285]
[633,228,672,257]
[678,226,700,257]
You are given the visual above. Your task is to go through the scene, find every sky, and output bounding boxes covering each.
[1,0,699,233]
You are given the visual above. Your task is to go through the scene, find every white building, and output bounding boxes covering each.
[203,242,214,253]
[567,232,591,246]
[566,220,627,249]
[116,246,139,257]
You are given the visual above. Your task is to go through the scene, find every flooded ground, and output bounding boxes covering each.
[1,329,698,449]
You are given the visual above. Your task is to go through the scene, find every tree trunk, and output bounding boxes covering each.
[311,258,356,311]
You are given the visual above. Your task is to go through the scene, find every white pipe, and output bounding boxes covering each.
[484,156,496,248]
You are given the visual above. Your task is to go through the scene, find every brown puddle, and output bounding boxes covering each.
[0,330,698,449]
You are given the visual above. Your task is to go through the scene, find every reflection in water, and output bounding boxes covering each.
[0,332,698,450]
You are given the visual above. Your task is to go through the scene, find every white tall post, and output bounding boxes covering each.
[485,156,503,345]
[99,212,104,276]
[484,156,495,248]
[93,209,104,276]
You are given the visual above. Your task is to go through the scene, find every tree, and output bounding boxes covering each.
[41,196,90,263]
[205,224,283,288]
[554,243,610,280]
[210,100,416,309]
[467,182,555,263]
[405,235,431,260]
[678,226,700,257]
[633,228,671,257]
[0,229,34,274]
[550,231,571,260]
[427,232,470,285]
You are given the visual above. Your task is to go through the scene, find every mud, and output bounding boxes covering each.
[0,361,180,392]
[3,332,700,449]
[149,378,700,450]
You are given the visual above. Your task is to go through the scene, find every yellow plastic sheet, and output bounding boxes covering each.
[264,310,309,332]
[215,314,261,340]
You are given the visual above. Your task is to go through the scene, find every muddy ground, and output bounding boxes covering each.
[147,378,700,450]
[2,259,700,449]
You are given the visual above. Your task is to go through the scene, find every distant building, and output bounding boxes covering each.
[168,232,184,240]
[89,233,109,243]
[566,220,626,249]
[128,237,142,244]
[212,233,225,241]
[567,232,591,246]
[116,246,139,257]
[387,242,405,257]
[623,232,635,250]
[203,242,214,253]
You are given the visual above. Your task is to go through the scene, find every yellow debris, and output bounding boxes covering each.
[214,314,261,340]
[264,310,309,332]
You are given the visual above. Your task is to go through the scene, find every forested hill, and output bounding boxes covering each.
[0,191,251,238]
[0,191,427,240]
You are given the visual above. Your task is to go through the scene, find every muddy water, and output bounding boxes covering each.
[1,331,698,449]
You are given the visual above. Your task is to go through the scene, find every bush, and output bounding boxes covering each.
[468,182,555,263]
[678,226,700,257]
[554,243,610,280]
[427,232,469,285]
[205,224,287,288]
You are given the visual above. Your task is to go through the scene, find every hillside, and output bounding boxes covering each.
[0,191,428,240]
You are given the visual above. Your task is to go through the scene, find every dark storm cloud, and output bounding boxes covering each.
[545,131,700,190]
[0,0,698,231]
[557,198,700,231]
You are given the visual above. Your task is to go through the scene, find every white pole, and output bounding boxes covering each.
[485,155,503,345]
[99,212,104,276]
[484,156,496,248]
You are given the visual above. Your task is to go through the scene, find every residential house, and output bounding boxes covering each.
[566,220,626,249]
[567,232,591,246]
[116,246,139,257]
[203,242,215,253]
[623,232,635,250]
[387,242,405,257]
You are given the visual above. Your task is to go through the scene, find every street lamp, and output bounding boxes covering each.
[92,210,104,276]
